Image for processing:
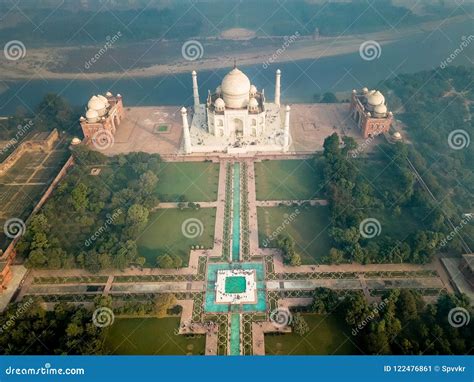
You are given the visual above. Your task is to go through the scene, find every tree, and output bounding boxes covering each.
[157,254,174,269]
[323,133,340,157]
[155,294,177,318]
[292,313,310,336]
[171,254,183,268]
[71,183,89,212]
[138,171,158,195]
[341,136,357,156]
[320,92,338,103]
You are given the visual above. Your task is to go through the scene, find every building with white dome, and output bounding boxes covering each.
[79,92,124,140]
[182,66,290,154]
[350,87,393,138]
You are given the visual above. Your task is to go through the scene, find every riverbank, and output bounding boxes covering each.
[0,15,469,81]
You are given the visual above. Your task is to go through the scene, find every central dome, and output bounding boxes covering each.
[221,68,251,109]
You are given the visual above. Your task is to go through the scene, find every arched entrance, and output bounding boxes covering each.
[234,118,243,136]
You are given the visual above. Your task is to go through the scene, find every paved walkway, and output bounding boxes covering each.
[11,156,455,357]
[255,199,328,207]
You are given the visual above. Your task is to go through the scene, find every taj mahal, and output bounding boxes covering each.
[181,65,291,154]
[78,65,398,157]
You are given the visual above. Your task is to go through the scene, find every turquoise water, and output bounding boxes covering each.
[204,262,267,313]
[203,162,266,354]
[230,314,241,356]
[232,163,240,262]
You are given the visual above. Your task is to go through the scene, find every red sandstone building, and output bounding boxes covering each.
[350,88,393,138]
[79,92,124,140]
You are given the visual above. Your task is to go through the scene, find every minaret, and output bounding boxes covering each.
[275,69,281,107]
[283,105,290,152]
[181,107,192,154]
[192,70,200,108]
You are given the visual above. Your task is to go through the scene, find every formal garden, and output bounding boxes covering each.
[138,207,216,266]
[154,161,219,202]
[104,317,206,355]
[254,159,324,200]
[257,205,332,264]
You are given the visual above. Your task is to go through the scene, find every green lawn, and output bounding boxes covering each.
[154,161,219,202]
[137,208,216,266]
[265,314,357,355]
[360,207,430,242]
[257,205,332,264]
[104,317,205,355]
[254,159,323,200]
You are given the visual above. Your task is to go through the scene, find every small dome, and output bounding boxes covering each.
[85,109,99,122]
[214,97,225,109]
[362,87,369,94]
[248,97,258,108]
[393,131,402,139]
[221,67,251,109]
[367,90,385,106]
[374,104,387,115]
[87,96,105,110]
[97,94,109,106]
[105,91,113,97]
[71,137,82,145]
[249,85,257,95]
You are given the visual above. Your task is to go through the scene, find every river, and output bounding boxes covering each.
[0,19,472,115]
